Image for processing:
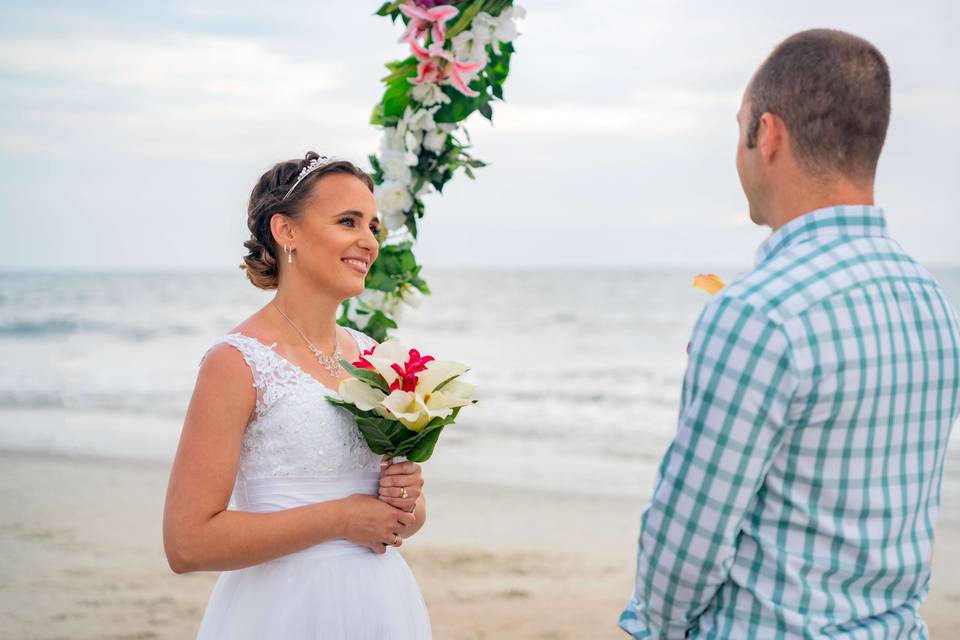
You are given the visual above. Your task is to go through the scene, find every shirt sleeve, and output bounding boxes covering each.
[620,295,798,639]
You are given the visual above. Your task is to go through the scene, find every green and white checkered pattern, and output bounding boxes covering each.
[621,206,960,639]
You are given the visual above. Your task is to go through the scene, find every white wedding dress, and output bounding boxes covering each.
[195,329,432,639]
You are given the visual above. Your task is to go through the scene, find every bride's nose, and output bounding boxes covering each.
[356,231,378,257]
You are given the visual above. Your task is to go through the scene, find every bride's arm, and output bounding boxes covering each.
[162,344,415,573]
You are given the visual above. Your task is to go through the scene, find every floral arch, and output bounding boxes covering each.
[339,0,525,340]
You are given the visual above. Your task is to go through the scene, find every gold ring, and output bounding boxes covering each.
[399,487,408,499]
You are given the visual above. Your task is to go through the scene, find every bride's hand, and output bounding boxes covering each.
[378,459,423,513]
[339,494,416,554]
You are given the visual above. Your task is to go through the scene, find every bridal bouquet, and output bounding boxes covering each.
[328,340,476,462]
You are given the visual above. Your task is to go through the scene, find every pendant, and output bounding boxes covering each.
[309,345,343,376]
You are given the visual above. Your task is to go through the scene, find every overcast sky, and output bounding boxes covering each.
[2,0,958,271]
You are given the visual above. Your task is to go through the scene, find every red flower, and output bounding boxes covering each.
[387,348,436,392]
[353,346,377,370]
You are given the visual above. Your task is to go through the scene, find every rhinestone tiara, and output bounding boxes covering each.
[282,154,339,200]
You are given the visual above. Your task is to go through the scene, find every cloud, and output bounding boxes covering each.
[0,34,376,160]
[488,90,739,136]
[0,34,341,102]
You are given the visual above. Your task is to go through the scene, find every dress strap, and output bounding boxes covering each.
[202,333,300,418]
[342,326,377,353]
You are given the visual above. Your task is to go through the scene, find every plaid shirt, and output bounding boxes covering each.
[621,206,960,639]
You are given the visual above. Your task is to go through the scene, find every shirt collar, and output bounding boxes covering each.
[755,205,889,266]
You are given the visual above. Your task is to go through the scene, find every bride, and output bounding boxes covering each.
[163,152,432,638]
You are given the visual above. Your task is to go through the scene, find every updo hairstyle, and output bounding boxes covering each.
[240,151,374,290]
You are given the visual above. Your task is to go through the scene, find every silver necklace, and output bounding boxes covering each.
[272,303,343,376]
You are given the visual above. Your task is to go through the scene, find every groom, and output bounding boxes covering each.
[621,29,960,638]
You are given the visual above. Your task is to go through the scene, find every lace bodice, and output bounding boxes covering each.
[205,328,382,480]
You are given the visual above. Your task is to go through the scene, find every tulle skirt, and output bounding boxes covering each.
[196,545,431,639]
[196,474,431,639]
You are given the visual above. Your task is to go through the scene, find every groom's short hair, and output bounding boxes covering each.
[747,29,890,182]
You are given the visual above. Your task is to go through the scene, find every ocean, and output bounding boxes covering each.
[2,267,960,497]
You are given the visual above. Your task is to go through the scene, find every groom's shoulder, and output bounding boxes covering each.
[713,254,816,328]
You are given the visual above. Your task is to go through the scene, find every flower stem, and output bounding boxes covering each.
[446,0,486,39]
[381,62,418,83]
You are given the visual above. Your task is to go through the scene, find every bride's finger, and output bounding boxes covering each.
[379,486,418,499]
[381,461,416,476]
[379,474,423,488]
[378,495,417,512]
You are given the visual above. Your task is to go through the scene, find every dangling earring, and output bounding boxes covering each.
[284,244,293,264]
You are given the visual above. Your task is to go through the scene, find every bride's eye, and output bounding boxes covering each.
[370,224,381,235]
[339,218,355,227]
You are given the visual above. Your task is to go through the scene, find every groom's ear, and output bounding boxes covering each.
[756,112,787,165]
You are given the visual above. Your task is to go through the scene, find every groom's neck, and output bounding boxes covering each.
[765,174,875,231]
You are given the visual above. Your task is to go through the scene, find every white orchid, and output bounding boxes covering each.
[471,13,498,45]
[494,5,525,46]
[410,82,451,106]
[470,6,524,55]
[379,127,403,153]
[380,150,413,184]
[403,129,422,156]
[422,129,448,154]
[375,180,413,218]
[398,284,423,308]
[451,29,490,69]
[399,104,440,134]
[382,209,408,233]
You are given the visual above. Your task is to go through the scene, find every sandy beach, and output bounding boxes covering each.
[0,451,958,639]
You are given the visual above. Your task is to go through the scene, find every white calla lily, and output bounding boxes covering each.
[381,390,434,432]
[417,360,470,394]
[337,378,386,412]
[362,339,410,387]
[427,379,476,410]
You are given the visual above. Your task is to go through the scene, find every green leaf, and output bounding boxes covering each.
[491,83,504,100]
[405,215,419,239]
[370,103,385,126]
[478,100,493,120]
[410,276,431,294]
[446,0,486,39]
[405,426,445,462]
[365,269,397,293]
[482,0,513,17]
[402,406,464,461]
[433,374,465,392]
[434,93,482,123]
[412,174,426,194]
[340,360,391,393]
[326,397,376,418]
[486,48,512,86]
[381,78,413,121]
[364,310,399,343]
[337,300,354,326]
[355,416,397,455]
[381,59,418,82]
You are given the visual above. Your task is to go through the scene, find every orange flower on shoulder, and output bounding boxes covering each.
[691,273,726,295]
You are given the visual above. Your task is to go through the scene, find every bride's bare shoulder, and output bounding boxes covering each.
[200,308,276,382]
[225,307,278,344]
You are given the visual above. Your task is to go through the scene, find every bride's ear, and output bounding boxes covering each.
[269,212,296,247]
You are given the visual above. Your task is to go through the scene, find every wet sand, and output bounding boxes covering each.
[1,451,958,639]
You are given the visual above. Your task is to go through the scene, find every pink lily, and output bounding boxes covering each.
[398,1,459,55]
[411,43,482,97]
